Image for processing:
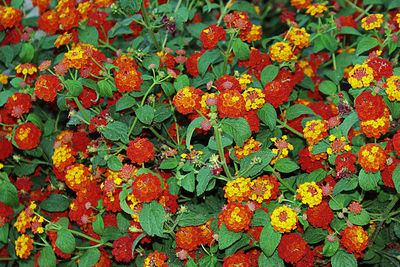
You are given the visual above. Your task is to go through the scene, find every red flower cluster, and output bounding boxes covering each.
[14,123,41,150]
[131,173,162,202]
[218,202,253,232]
[126,138,155,165]
[200,24,226,50]
[34,75,63,101]
[278,233,311,264]
[306,201,333,229]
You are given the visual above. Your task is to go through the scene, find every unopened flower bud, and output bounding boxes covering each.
[337,212,344,219]
[327,234,336,242]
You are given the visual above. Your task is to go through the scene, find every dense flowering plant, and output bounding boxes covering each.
[0,0,400,266]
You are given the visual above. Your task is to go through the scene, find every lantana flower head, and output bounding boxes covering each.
[385,75,400,101]
[65,163,94,191]
[175,226,202,251]
[199,24,226,50]
[361,14,384,30]
[286,27,310,48]
[34,75,63,102]
[218,202,253,232]
[126,138,155,165]
[306,201,333,229]
[303,120,328,146]
[215,74,242,93]
[242,87,265,111]
[296,182,322,207]
[15,234,34,259]
[270,206,298,233]
[249,175,280,203]
[347,64,374,88]
[144,251,168,267]
[14,123,41,150]
[269,42,297,62]
[278,233,308,264]
[340,225,369,258]
[290,0,312,10]
[233,137,261,160]
[359,109,390,139]
[4,92,32,118]
[327,135,351,155]
[217,90,246,118]
[355,91,386,121]
[173,86,203,114]
[270,135,294,164]
[305,3,328,17]
[223,177,252,203]
[131,173,163,202]
[357,143,387,172]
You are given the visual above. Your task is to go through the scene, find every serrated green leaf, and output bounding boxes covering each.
[285,105,315,120]
[139,201,166,237]
[136,105,154,124]
[218,223,242,250]
[221,117,251,147]
[232,38,250,60]
[259,218,281,256]
[356,36,380,55]
[56,229,76,254]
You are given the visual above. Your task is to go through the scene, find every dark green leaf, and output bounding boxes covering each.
[285,105,315,120]
[182,172,195,192]
[261,65,279,86]
[303,226,328,244]
[393,164,400,193]
[337,26,361,36]
[92,214,104,235]
[161,82,175,97]
[101,226,122,242]
[65,80,83,97]
[331,249,357,267]
[38,246,57,267]
[251,209,268,227]
[139,201,166,237]
[319,80,337,95]
[359,169,380,191]
[320,34,338,52]
[159,158,178,170]
[97,80,113,98]
[78,26,99,46]
[356,36,380,55]
[232,38,250,60]
[197,49,220,76]
[102,121,129,144]
[154,105,172,123]
[258,103,277,130]
[136,105,154,124]
[337,112,359,138]
[274,158,299,173]
[107,155,123,171]
[332,176,358,195]
[348,209,370,225]
[258,251,284,267]
[186,117,203,150]
[312,141,329,155]
[0,223,8,243]
[120,0,140,14]
[0,181,18,207]
[208,134,233,150]
[116,95,136,111]
[78,248,100,267]
[238,150,275,177]
[308,169,327,182]
[221,117,252,147]
[196,166,212,196]
[56,229,76,254]
[322,236,339,257]
[259,218,281,256]
[174,74,190,91]
[0,45,14,65]
[218,223,242,250]
[19,43,35,62]
[40,194,71,212]
[117,213,131,232]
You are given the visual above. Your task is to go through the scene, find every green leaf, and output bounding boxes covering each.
[102,121,129,144]
[19,43,35,62]
[298,74,315,91]
[258,103,277,130]
[221,117,252,147]
[208,134,233,150]
[393,164,400,193]
[0,90,15,107]
[174,74,190,91]
[142,54,160,70]
[107,155,123,171]
[258,251,284,267]
[0,45,14,66]
[319,80,337,95]
[40,194,71,212]
[65,80,83,97]
[358,169,380,191]
[92,214,104,235]
[78,26,99,46]
[196,166,212,196]
[107,25,133,38]
[308,169,327,182]
[154,105,172,123]
[119,187,136,215]
[274,158,299,173]
[101,226,122,242]
[78,248,100,267]
[356,36,380,55]
[332,176,358,195]
[285,105,315,120]
[197,255,218,267]
[182,172,195,192]
[259,218,281,256]
[120,0,140,14]
[27,113,44,131]
[261,65,279,86]
[238,150,275,177]
[218,223,242,250]
[198,49,220,76]
[232,38,250,60]
[97,80,113,98]
[338,26,361,36]
[303,226,328,244]
[337,112,359,138]
[312,141,329,155]
[38,246,57,267]
[159,158,178,170]
[186,117,204,150]
[0,181,19,207]
[0,223,8,243]
[139,201,166,237]
[117,213,131,232]
[56,229,76,254]
[161,82,175,97]
[322,236,339,257]
[320,34,338,52]
[331,249,357,267]
[116,95,136,111]
[348,209,370,225]
[136,105,154,124]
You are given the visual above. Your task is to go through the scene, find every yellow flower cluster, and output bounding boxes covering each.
[385,75,400,101]
[348,64,374,88]
[249,178,273,203]
[287,27,310,48]
[14,202,36,233]
[327,135,351,155]
[234,137,261,160]
[270,135,294,164]
[54,31,72,48]
[0,73,8,84]
[52,144,75,171]
[305,3,328,17]
[238,74,252,90]
[270,206,298,233]
[65,164,93,191]
[269,42,297,62]
[361,14,384,30]
[15,234,34,259]
[243,24,262,42]
[297,60,314,77]
[296,182,322,207]
[303,120,328,146]
[15,64,37,76]
[224,177,252,203]
[242,87,265,111]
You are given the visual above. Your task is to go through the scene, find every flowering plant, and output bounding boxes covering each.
[0,0,400,266]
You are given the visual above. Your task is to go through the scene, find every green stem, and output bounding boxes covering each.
[146,126,177,148]
[276,118,304,138]
[73,97,90,122]
[68,229,113,248]
[141,1,161,51]
[217,0,234,26]
[98,39,118,52]
[270,166,295,193]
[370,194,400,245]
[214,127,233,179]
[174,0,182,12]
[0,258,14,261]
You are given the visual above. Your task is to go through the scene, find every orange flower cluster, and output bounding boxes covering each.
[217,90,246,118]
[0,6,22,30]
[303,120,328,146]
[173,86,203,114]
[130,173,162,202]
[224,11,262,43]
[218,202,253,232]
[357,143,387,172]
[175,220,214,251]
[340,225,369,258]
[65,163,94,191]
[200,24,226,50]
[126,138,155,165]
[34,75,63,102]
[144,251,168,267]
[14,123,41,150]
[114,55,143,92]
[233,137,261,160]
